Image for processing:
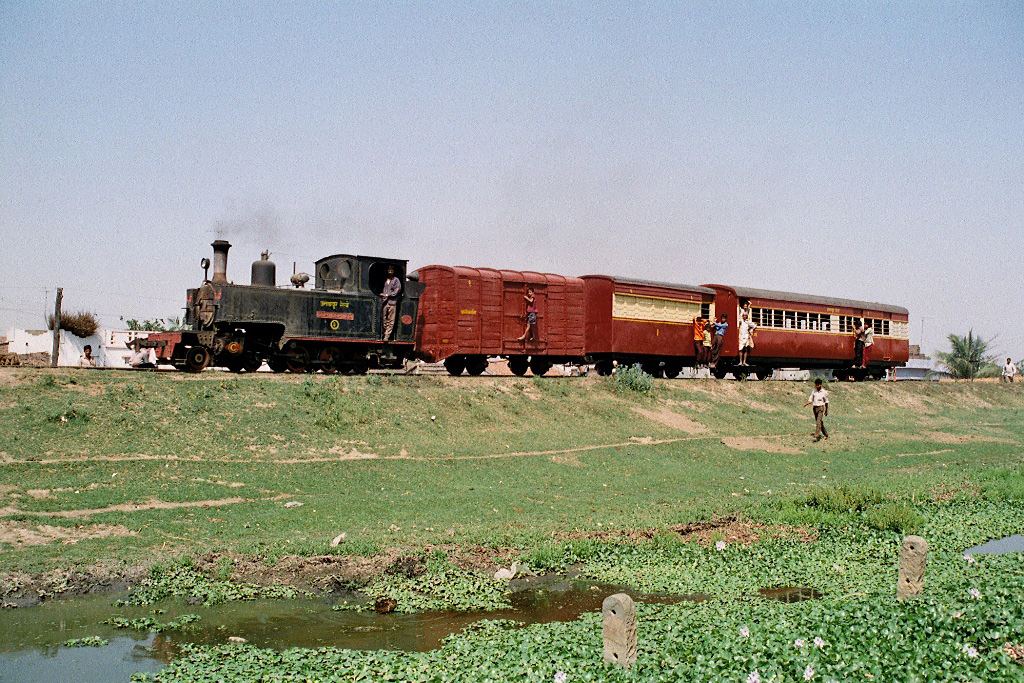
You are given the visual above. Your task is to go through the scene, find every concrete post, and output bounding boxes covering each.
[897,535,927,600]
[602,593,637,669]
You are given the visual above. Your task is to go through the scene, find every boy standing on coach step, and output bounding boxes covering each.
[803,378,829,442]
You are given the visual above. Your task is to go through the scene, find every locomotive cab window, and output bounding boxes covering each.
[368,262,404,296]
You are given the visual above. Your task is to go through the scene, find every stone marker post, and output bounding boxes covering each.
[897,535,927,600]
[602,593,637,669]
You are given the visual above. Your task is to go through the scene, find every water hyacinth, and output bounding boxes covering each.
[964,554,976,564]
[739,625,750,638]
[794,638,805,648]
[554,671,567,683]
[804,664,815,680]
[970,588,982,599]
[813,636,826,649]
[963,644,979,659]
[747,670,761,683]
[716,540,727,551]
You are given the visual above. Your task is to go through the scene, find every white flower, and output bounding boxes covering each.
[804,664,815,680]
[969,588,981,599]
[963,554,976,564]
[794,638,805,648]
[747,670,761,683]
[739,625,750,637]
[963,644,979,659]
[813,636,826,649]
[554,672,568,683]
[716,540,727,551]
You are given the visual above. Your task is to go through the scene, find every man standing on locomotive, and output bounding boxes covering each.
[381,266,402,341]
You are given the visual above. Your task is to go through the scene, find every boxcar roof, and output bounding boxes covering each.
[583,275,716,295]
[704,284,909,315]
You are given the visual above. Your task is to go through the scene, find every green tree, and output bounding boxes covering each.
[935,330,1000,380]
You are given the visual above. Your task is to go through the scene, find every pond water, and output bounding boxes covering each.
[964,534,1024,556]
[0,577,819,682]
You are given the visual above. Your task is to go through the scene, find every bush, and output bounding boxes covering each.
[47,310,99,338]
[613,363,654,393]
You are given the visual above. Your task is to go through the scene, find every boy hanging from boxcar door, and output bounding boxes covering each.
[802,378,829,442]
[516,288,538,342]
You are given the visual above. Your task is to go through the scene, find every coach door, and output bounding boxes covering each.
[502,282,546,350]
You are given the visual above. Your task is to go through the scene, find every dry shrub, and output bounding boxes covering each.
[47,311,99,338]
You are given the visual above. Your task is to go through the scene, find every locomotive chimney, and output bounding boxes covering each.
[211,240,231,284]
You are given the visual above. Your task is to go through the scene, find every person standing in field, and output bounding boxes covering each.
[381,266,402,341]
[710,313,728,369]
[79,344,97,367]
[1003,357,1017,383]
[692,316,705,368]
[802,378,829,442]
[861,320,874,368]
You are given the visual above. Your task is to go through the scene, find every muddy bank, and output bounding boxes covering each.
[1,544,517,609]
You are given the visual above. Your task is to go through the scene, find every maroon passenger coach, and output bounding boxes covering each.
[581,275,715,378]
[701,284,910,380]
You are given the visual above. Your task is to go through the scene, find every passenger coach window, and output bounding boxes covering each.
[701,303,711,320]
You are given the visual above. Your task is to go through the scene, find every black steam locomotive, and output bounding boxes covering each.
[147,241,423,373]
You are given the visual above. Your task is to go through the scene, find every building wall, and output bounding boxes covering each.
[5,328,154,368]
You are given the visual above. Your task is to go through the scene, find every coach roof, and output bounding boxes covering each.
[583,275,716,295]
[703,284,909,315]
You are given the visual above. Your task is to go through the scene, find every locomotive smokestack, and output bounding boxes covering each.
[211,240,231,284]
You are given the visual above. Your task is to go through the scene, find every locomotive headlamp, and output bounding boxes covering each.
[201,257,211,281]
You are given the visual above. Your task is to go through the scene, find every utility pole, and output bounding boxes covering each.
[50,288,63,368]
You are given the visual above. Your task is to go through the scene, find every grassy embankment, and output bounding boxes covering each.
[0,368,1021,575]
[2,368,1024,681]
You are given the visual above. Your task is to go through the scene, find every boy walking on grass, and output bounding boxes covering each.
[803,378,829,442]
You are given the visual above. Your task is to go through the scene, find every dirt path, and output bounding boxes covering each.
[0,494,290,520]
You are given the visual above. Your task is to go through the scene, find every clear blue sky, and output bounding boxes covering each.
[2,2,1021,357]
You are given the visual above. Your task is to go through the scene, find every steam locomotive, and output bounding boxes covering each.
[147,241,423,374]
[147,242,909,380]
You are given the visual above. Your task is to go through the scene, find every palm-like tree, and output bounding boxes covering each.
[936,330,999,380]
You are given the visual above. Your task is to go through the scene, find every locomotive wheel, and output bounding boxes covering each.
[465,357,489,376]
[529,357,551,377]
[663,363,682,379]
[285,348,309,373]
[184,347,211,373]
[711,366,728,380]
[444,356,465,376]
[755,367,773,381]
[243,354,263,373]
[508,356,529,376]
[319,349,337,374]
[595,360,614,376]
[350,362,369,375]
[267,355,288,373]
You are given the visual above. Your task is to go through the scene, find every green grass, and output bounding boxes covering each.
[1,369,1023,573]
[2,368,1024,681]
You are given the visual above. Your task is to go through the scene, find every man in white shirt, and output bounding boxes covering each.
[802,378,830,441]
[1002,358,1017,383]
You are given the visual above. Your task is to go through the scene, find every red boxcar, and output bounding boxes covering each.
[414,265,586,376]
[702,284,910,380]
[582,276,716,377]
